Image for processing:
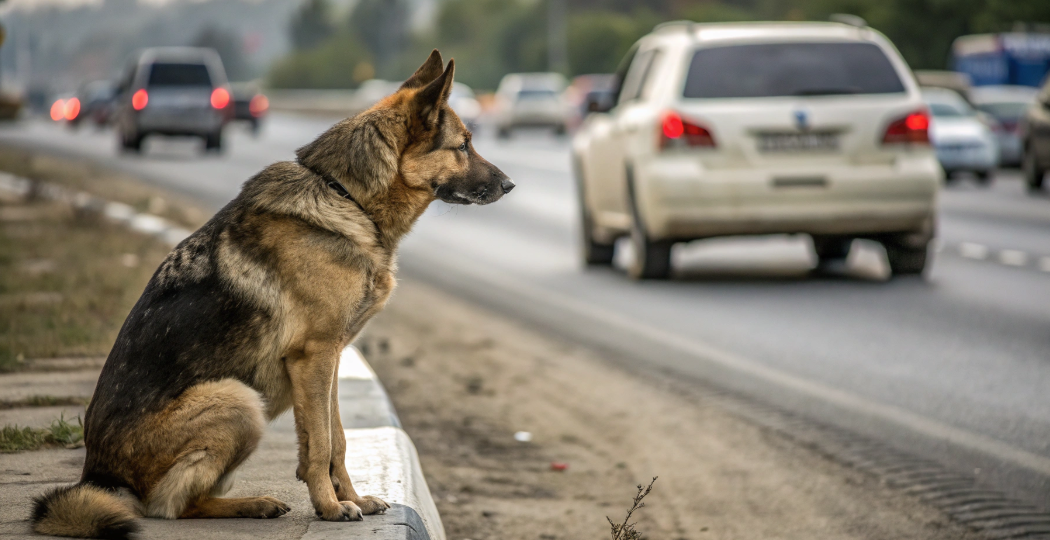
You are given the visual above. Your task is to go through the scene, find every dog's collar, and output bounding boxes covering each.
[301,163,385,245]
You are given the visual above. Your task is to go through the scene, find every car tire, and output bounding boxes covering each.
[574,162,614,266]
[975,170,992,185]
[554,124,567,136]
[120,130,143,153]
[1023,148,1046,191]
[626,171,672,280]
[812,235,852,266]
[204,130,223,152]
[884,238,929,277]
[497,127,511,139]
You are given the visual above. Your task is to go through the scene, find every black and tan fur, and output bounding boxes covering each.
[31,50,512,539]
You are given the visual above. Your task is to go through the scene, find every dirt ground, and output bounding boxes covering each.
[362,279,980,540]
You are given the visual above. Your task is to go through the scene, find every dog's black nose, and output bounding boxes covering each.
[501,178,515,194]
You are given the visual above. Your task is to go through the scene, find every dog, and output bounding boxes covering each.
[31,50,512,539]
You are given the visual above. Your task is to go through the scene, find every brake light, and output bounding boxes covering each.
[64,98,81,121]
[660,111,716,149]
[882,110,929,145]
[249,94,269,117]
[132,89,148,111]
[50,100,65,121]
[211,88,230,109]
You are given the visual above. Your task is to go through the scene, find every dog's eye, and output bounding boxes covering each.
[458,141,468,152]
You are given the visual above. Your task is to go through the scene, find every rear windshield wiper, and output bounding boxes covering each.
[792,88,860,96]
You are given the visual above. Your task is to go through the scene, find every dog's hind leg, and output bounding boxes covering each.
[141,379,289,520]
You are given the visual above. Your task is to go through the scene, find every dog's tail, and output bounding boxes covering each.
[31,483,139,539]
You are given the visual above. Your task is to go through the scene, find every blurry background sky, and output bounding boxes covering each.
[2,0,1049,94]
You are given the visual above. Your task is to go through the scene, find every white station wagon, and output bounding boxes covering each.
[572,20,941,279]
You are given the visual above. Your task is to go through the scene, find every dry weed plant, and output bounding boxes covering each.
[607,476,657,540]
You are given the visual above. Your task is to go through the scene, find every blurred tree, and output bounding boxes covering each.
[348,0,410,79]
[290,0,335,51]
[192,26,251,81]
[567,11,645,75]
[269,31,371,88]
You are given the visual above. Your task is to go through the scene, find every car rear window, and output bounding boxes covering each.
[517,89,558,100]
[683,42,906,99]
[975,101,1029,121]
[147,63,212,87]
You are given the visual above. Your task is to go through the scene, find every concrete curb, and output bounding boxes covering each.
[0,172,444,540]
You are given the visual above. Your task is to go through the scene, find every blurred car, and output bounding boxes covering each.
[449,82,481,131]
[231,82,268,134]
[69,81,118,128]
[573,20,941,279]
[970,85,1038,167]
[351,79,401,113]
[923,88,998,183]
[114,47,231,153]
[1020,78,1050,192]
[494,73,568,137]
[565,74,616,131]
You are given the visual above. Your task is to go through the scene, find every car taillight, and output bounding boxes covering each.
[132,89,148,111]
[50,100,65,121]
[882,110,929,145]
[64,98,81,121]
[249,94,269,117]
[660,111,716,149]
[211,88,230,109]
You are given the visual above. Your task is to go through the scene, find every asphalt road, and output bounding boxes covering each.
[2,113,1049,511]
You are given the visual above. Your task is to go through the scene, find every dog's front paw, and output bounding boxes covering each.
[354,495,390,515]
[315,501,363,521]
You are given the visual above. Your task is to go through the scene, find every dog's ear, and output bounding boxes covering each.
[401,49,444,90]
[411,59,454,129]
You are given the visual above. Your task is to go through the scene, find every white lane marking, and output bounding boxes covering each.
[1040,257,1050,273]
[998,250,1028,267]
[410,243,1050,478]
[959,242,989,260]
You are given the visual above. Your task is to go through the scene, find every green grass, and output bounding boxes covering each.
[0,414,84,453]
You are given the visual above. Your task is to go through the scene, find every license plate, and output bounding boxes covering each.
[758,132,839,152]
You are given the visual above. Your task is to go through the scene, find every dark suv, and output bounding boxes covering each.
[1021,78,1050,191]
[115,47,231,153]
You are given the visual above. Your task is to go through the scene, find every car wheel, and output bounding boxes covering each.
[574,162,614,266]
[554,124,567,136]
[120,130,143,153]
[812,235,852,267]
[497,127,511,139]
[884,238,930,277]
[626,173,672,280]
[204,130,223,152]
[1023,149,1046,191]
[975,170,992,185]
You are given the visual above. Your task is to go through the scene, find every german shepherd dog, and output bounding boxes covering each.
[31,50,512,538]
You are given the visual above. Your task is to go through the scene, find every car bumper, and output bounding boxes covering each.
[135,109,224,135]
[934,143,998,171]
[634,155,940,240]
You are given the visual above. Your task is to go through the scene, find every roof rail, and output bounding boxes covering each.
[829,13,868,28]
[653,20,697,34]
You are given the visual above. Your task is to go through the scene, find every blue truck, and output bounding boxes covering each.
[952,33,1050,87]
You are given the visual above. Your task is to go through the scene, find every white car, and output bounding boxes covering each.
[494,72,569,137]
[923,88,999,183]
[449,82,481,131]
[572,21,941,279]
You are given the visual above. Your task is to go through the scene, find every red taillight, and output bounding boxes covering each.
[883,110,930,145]
[64,98,81,121]
[660,111,716,149]
[211,88,230,109]
[249,94,269,117]
[50,100,65,121]
[132,89,148,111]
